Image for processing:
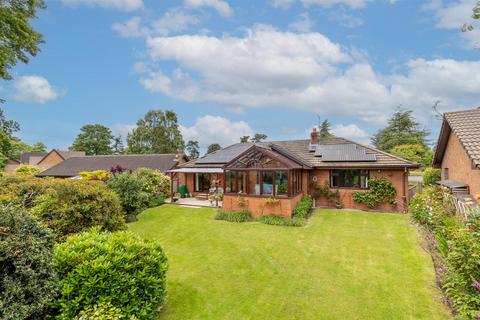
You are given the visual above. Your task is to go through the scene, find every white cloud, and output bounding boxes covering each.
[271,0,370,9]
[111,124,136,137]
[12,76,60,104]
[112,17,147,38]
[288,13,314,32]
[62,0,143,11]
[184,0,233,17]
[180,115,253,147]
[331,123,371,145]
[329,9,364,28]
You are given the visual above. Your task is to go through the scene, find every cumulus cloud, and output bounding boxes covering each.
[184,0,233,17]
[271,0,370,9]
[288,13,314,32]
[111,124,136,137]
[12,76,60,104]
[332,123,371,145]
[62,0,143,11]
[180,115,253,147]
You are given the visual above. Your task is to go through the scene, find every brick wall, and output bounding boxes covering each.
[441,131,480,195]
[223,192,303,218]
[37,151,64,169]
[309,168,408,213]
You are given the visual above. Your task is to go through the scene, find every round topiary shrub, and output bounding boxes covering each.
[0,206,58,319]
[54,229,168,320]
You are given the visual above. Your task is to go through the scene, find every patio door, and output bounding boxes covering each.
[195,173,211,192]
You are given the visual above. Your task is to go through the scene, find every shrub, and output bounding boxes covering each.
[76,302,124,320]
[134,168,171,200]
[0,206,58,319]
[352,178,397,209]
[214,210,253,223]
[423,167,441,186]
[292,195,313,219]
[54,229,168,320]
[409,186,446,228]
[108,172,149,216]
[148,197,165,208]
[31,179,125,240]
[259,215,306,227]
[79,170,111,181]
[0,176,52,208]
[13,164,44,176]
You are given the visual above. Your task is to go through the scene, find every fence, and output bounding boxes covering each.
[444,192,480,220]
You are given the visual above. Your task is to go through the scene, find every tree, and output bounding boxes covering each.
[70,124,114,155]
[185,140,200,159]
[319,120,332,138]
[127,110,184,154]
[0,108,20,167]
[0,1,45,82]
[112,136,124,155]
[371,110,429,152]
[251,133,268,143]
[240,136,250,143]
[207,143,221,154]
[0,109,20,135]
[390,144,434,168]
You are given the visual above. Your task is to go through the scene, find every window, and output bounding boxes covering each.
[275,171,288,196]
[195,173,211,192]
[225,171,237,193]
[444,168,449,180]
[238,171,246,194]
[331,169,369,188]
[262,171,273,195]
[249,171,260,195]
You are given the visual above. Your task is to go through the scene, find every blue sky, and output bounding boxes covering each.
[2,0,480,150]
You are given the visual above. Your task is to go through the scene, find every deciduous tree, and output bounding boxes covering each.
[185,140,200,159]
[207,143,221,154]
[70,124,114,155]
[251,133,267,143]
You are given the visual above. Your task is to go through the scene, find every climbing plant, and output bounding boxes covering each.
[352,178,397,209]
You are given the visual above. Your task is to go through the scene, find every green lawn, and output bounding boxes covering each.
[129,205,451,320]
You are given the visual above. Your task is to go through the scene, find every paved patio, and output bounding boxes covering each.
[166,197,223,208]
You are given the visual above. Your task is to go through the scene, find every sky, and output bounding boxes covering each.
[2,0,480,151]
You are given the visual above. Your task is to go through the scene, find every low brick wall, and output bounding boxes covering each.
[222,193,304,218]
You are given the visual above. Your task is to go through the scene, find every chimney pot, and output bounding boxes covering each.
[310,127,319,145]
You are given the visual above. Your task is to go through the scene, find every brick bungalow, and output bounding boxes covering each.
[170,129,419,217]
[3,149,85,173]
[433,108,480,195]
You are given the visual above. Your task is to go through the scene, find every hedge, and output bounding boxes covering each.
[292,195,313,219]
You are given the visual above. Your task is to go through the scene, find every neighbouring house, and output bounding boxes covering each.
[3,149,85,173]
[36,153,188,180]
[433,108,480,195]
[169,128,419,217]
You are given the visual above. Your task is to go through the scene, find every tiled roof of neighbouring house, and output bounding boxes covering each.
[37,154,179,177]
[438,108,480,168]
[21,152,48,164]
[179,137,418,169]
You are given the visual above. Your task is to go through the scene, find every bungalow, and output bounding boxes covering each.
[3,149,85,173]
[170,128,418,217]
[433,108,480,195]
[36,153,188,180]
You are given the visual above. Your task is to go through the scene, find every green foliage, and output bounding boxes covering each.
[214,210,253,223]
[292,195,313,219]
[54,229,168,320]
[133,167,171,199]
[185,140,199,159]
[423,167,441,186]
[148,197,165,208]
[30,179,125,240]
[0,0,45,81]
[127,110,184,154]
[410,187,480,319]
[251,133,268,143]
[70,124,115,155]
[319,119,332,139]
[259,215,306,227]
[80,170,111,181]
[371,109,429,152]
[108,172,149,216]
[14,163,43,176]
[207,143,222,154]
[352,178,397,209]
[240,136,250,143]
[311,181,341,206]
[76,302,125,320]
[0,175,51,208]
[390,143,433,168]
[112,135,125,155]
[0,206,58,319]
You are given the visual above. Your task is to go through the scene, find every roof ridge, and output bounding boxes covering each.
[444,107,480,115]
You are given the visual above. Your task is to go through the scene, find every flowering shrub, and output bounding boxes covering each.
[133,168,171,200]
[352,178,396,209]
[79,170,111,181]
[410,187,480,319]
[423,167,441,186]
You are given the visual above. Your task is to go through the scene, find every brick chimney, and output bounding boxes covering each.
[310,127,319,145]
[174,149,186,165]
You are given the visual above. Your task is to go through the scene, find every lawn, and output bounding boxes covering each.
[129,205,451,320]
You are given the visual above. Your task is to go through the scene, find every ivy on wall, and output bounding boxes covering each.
[352,178,397,209]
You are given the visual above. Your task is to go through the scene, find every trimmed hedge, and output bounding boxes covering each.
[259,215,306,227]
[292,195,313,219]
[0,206,58,319]
[54,229,168,320]
[214,210,253,223]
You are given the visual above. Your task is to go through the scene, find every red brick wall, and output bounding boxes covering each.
[309,168,408,213]
[441,131,480,195]
[223,192,303,218]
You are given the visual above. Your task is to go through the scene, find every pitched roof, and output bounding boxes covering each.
[180,137,418,169]
[21,152,47,164]
[37,154,179,177]
[37,149,86,165]
[433,108,480,169]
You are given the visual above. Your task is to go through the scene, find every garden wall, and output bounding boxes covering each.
[222,193,304,218]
